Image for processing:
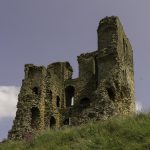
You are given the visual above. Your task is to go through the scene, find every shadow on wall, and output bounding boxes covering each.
[50,116,56,128]
[31,107,40,129]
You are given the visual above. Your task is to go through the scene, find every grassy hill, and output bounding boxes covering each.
[0,113,150,150]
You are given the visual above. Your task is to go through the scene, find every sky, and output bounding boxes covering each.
[0,0,150,141]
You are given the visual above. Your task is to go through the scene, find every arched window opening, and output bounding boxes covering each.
[56,96,60,107]
[63,118,69,125]
[31,107,40,129]
[50,116,56,128]
[71,97,74,106]
[49,90,52,99]
[65,86,75,107]
[32,87,39,95]
[106,87,115,101]
[80,98,90,108]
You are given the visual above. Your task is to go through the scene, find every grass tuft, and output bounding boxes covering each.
[0,113,150,150]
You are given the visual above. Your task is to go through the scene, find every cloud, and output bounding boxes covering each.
[0,117,14,141]
[136,101,142,112]
[0,86,20,119]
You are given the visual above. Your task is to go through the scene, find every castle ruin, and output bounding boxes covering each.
[8,16,135,140]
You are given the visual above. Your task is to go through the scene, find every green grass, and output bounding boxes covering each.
[0,113,150,150]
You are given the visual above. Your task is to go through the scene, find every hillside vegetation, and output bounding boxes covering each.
[0,113,150,150]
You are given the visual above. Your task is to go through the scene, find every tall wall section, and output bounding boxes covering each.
[96,16,135,117]
[8,64,47,139]
[8,62,73,139]
[68,16,135,125]
[45,62,73,128]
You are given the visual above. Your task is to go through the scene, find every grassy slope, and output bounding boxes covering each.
[0,113,150,150]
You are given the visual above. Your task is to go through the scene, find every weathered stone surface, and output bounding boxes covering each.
[8,16,135,140]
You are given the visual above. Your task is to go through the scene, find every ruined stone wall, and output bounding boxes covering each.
[8,62,73,139]
[8,64,47,139]
[68,16,135,125]
[96,16,135,116]
[45,62,73,128]
[8,16,135,140]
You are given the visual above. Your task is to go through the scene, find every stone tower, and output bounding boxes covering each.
[8,16,135,140]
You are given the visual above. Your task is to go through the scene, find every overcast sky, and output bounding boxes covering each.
[0,0,150,141]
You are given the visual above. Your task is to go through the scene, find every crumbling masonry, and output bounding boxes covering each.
[8,16,135,139]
